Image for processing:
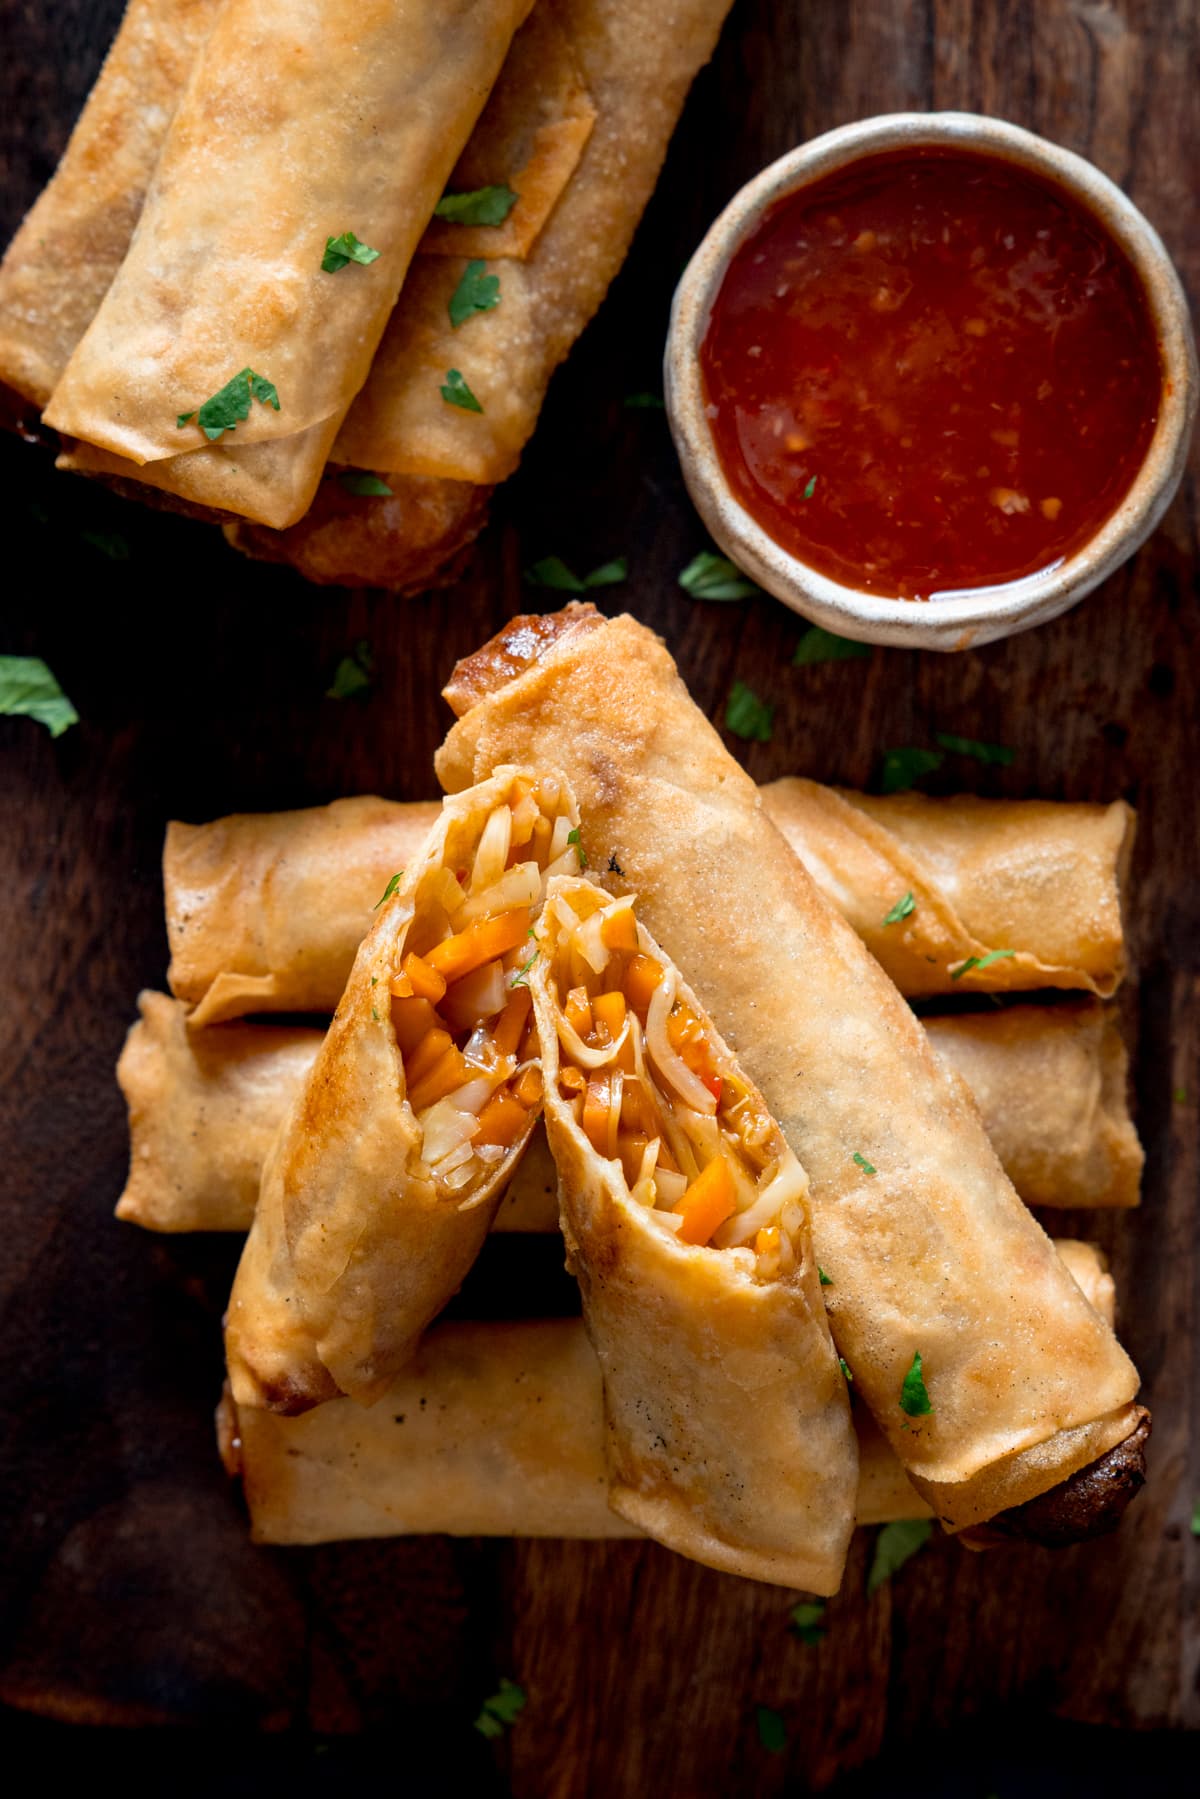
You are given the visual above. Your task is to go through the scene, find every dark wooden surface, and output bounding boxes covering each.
[1,0,1198,1790]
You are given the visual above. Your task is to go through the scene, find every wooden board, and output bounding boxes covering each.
[0,0,1197,1787]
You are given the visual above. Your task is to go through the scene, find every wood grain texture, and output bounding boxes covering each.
[0,0,1197,1786]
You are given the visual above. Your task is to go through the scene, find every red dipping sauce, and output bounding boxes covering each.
[700,148,1163,600]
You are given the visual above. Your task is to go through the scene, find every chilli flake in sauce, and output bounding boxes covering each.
[700,148,1163,600]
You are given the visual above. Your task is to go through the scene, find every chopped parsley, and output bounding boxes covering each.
[1176,1087,1189,1105]
[338,470,393,497]
[371,1007,381,1023]
[792,625,870,666]
[374,871,404,909]
[880,745,944,794]
[839,1356,853,1384]
[176,367,279,442]
[624,391,665,410]
[321,231,381,273]
[951,947,1016,981]
[756,1706,787,1753]
[789,1600,826,1644]
[818,1267,832,1287]
[934,731,1015,767]
[440,368,483,413]
[803,475,817,499]
[679,550,759,600]
[900,1350,933,1417]
[867,1518,933,1594]
[1191,1500,1200,1536]
[326,639,373,701]
[434,184,517,226]
[853,1151,876,1175]
[474,1677,526,1738]
[524,555,628,594]
[0,655,78,738]
[567,826,587,870]
[882,891,916,926]
[510,950,539,988]
[81,528,129,561]
[725,680,774,743]
[448,258,500,329]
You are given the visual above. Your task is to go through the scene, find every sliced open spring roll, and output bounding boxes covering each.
[527,877,857,1592]
[43,0,534,528]
[436,605,1146,1540]
[229,1241,1117,1547]
[225,766,580,1413]
[163,783,1132,1027]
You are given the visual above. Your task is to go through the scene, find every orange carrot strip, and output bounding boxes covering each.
[755,1226,781,1259]
[425,908,531,983]
[674,1157,737,1245]
[403,1025,454,1086]
[474,1091,529,1147]
[592,989,627,1043]
[581,1076,613,1157]
[600,905,639,952]
[624,954,664,1017]
[559,1066,586,1095]
[618,1130,650,1186]
[390,996,442,1055]
[402,952,447,1003]
[407,1044,470,1113]
[492,988,531,1059]
[565,986,593,1039]
[513,1064,544,1109]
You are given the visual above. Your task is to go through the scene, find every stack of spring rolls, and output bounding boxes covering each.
[117,602,1149,1591]
[0,0,734,590]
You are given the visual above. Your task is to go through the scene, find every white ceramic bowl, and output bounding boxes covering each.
[665,112,1197,651]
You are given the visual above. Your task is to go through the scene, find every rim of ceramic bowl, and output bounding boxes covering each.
[665,111,1198,651]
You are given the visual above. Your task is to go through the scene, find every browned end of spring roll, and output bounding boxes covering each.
[959,1408,1150,1550]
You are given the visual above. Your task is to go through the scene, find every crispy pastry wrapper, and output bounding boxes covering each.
[43,0,533,527]
[771,780,1133,999]
[528,877,858,1592]
[225,766,566,1412]
[435,608,1142,1532]
[230,1242,1115,1547]
[163,784,1131,1028]
[0,0,224,411]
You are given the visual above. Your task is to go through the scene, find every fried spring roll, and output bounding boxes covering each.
[226,768,576,1413]
[435,606,1144,1538]
[230,1243,1116,1547]
[163,785,1132,1027]
[528,878,857,1591]
[43,0,534,528]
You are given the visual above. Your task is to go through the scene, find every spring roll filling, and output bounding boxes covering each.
[394,774,578,1201]
[544,887,807,1281]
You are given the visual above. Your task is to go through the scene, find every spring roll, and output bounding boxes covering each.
[226,767,578,1412]
[164,785,1132,1027]
[527,878,857,1590]
[43,0,534,528]
[435,605,1145,1538]
[231,1241,1117,1547]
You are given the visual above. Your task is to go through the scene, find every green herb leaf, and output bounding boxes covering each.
[583,556,629,588]
[448,258,500,329]
[882,891,916,926]
[374,871,404,909]
[792,625,870,666]
[839,1356,853,1384]
[326,639,373,701]
[1175,1087,1189,1105]
[679,550,759,601]
[867,1518,934,1594]
[880,746,944,794]
[567,826,587,870]
[371,1006,381,1023]
[176,411,194,427]
[338,470,393,497]
[789,1601,826,1644]
[624,391,665,410]
[0,655,78,738]
[900,1350,933,1417]
[853,1151,876,1175]
[177,367,280,442]
[474,1677,526,1738]
[524,555,628,593]
[818,1266,832,1287]
[756,1706,787,1753]
[434,184,518,226]
[934,731,1015,767]
[441,368,483,413]
[803,475,817,499]
[950,947,1016,982]
[725,680,774,743]
[322,231,381,273]
[1191,1499,1200,1536]
[510,950,539,989]
[81,528,130,561]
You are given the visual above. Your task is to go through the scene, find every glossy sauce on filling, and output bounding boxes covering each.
[700,147,1163,600]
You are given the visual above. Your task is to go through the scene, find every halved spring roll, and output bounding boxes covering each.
[436,605,1145,1539]
[225,766,580,1413]
[228,1242,1118,1548]
[43,0,534,528]
[527,876,858,1592]
[163,783,1132,1027]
